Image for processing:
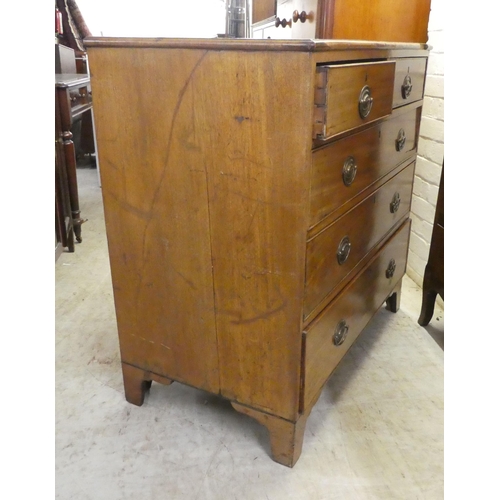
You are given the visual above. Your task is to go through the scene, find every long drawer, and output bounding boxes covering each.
[314,61,396,140]
[304,161,415,319]
[301,219,411,411]
[309,107,420,228]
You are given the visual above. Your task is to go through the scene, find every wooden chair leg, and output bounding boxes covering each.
[418,289,438,326]
[231,402,311,467]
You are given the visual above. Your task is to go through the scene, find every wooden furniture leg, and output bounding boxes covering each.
[231,402,313,467]
[386,278,402,313]
[122,363,173,406]
[418,267,438,326]
[62,130,84,243]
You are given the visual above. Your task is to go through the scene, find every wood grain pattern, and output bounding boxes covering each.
[201,50,313,420]
[328,0,432,43]
[88,47,220,393]
[253,0,277,24]
[309,107,419,227]
[315,61,396,140]
[302,219,411,410]
[304,162,415,318]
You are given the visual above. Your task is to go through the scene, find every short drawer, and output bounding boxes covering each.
[304,161,415,319]
[392,57,427,108]
[301,219,411,411]
[314,61,395,140]
[309,107,420,227]
[69,85,92,110]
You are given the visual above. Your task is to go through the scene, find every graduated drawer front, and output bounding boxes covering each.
[301,219,411,410]
[314,61,395,140]
[69,85,92,111]
[309,107,419,227]
[304,161,415,319]
[392,57,427,108]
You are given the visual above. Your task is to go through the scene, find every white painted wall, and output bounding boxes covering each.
[407,0,444,293]
[77,0,227,38]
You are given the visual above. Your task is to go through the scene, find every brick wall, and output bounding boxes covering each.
[407,0,444,295]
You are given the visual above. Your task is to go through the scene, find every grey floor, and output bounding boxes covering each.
[55,166,444,500]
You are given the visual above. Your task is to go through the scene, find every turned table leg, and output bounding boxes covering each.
[231,402,312,467]
[62,130,85,243]
[121,363,173,406]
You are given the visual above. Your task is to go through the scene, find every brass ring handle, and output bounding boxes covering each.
[402,75,413,99]
[342,156,357,186]
[293,10,309,23]
[337,236,351,265]
[390,192,401,213]
[396,128,406,151]
[358,85,373,119]
[333,319,349,346]
[386,259,397,279]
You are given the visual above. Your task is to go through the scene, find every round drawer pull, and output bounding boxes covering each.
[275,17,291,28]
[333,319,349,347]
[402,75,413,99]
[337,236,351,265]
[396,128,406,151]
[386,258,397,279]
[293,10,309,23]
[390,192,401,213]
[342,156,357,186]
[358,85,373,119]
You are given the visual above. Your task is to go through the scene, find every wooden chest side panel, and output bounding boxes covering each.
[87,47,220,392]
[201,51,313,420]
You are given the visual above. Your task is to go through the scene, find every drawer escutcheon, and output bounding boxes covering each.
[396,128,406,151]
[386,258,397,279]
[333,320,349,346]
[337,236,351,265]
[342,156,358,186]
[358,85,374,119]
[390,192,401,213]
[402,74,413,99]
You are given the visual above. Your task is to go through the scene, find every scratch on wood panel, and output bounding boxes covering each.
[129,333,155,344]
[106,190,153,221]
[132,50,209,311]
[234,116,250,123]
[218,299,288,325]
[226,154,271,171]
[173,267,197,291]
[225,189,298,208]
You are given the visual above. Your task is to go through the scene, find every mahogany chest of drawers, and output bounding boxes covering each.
[85,37,428,467]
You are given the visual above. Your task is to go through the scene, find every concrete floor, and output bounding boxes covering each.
[55,166,444,500]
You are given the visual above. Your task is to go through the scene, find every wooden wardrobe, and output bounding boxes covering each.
[252,0,431,43]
